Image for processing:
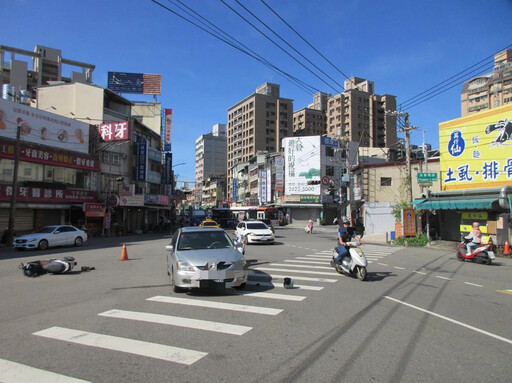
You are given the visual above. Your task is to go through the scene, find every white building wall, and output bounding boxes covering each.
[363,202,397,234]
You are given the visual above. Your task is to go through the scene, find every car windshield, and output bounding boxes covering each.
[247,223,268,230]
[37,226,57,233]
[202,221,217,226]
[177,231,233,250]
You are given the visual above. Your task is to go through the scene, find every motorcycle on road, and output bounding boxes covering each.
[330,241,368,281]
[456,235,495,265]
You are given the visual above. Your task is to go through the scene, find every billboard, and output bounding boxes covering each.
[275,156,284,192]
[107,72,161,95]
[284,136,321,195]
[0,98,90,154]
[440,104,512,190]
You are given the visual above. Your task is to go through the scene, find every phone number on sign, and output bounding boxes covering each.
[287,186,316,193]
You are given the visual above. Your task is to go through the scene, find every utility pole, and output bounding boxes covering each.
[7,125,20,245]
[386,111,416,204]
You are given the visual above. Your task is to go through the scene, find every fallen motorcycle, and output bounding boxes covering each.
[19,256,77,277]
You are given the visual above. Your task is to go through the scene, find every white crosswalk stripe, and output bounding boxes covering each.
[269,263,333,270]
[255,267,337,276]
[33,327,207,365]
[0,358,91,383]
[98,309,252,335]
[289,259,330,264]
[246,280,324,291]
[147,295,283,315]
[231,290,306,301]
[249,271,337,283]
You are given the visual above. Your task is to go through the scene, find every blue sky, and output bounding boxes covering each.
[3,0,511,186]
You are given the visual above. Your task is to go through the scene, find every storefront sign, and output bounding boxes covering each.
[98,121,129,141]
[0,98,90,154]
[275,156,284,192]
[145,194,169,205]
[164,109,172,151]
[137,139,147,181]
[0,139,99,171]
[84,203,105,217]
[300,195,320,203]
[0,185,98,203]
[402,208,416,236]
[440,104,512,190]
[119,194,144,207]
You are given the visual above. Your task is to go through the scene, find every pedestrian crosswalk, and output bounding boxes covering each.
[2,243,400,381]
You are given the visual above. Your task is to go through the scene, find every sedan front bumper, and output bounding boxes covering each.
[175,268,248,289]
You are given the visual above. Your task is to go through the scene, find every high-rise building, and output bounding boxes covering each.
[195,124,227,204]
[326,77,397,149]
[461,49,512,116]
[227,83,293,197]
[293,92,329,136]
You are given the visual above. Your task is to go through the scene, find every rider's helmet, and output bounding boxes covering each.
[343,218,350,225]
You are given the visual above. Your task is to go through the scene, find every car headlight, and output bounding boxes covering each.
[248,232,256,236]
[177,260,195,272]
[28,238,38,242]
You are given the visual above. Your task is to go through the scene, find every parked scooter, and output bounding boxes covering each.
[330,241,368,281]
[457,235,495,265]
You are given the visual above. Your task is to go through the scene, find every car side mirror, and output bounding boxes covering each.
[165,244,174,252]
[54,230,60,234]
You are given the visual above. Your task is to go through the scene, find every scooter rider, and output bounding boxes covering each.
[334,218,360,263]
[464,221,482,255]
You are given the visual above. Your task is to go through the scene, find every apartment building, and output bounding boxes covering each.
[326,77,397,149]
[461,49,512,116]
[194,123,227,204]
[227,83,293,199]
[293,92,329,136]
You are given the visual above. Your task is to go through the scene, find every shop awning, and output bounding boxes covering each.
[412,198,499,210]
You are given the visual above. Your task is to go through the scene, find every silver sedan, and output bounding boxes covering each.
[166,227,248,293]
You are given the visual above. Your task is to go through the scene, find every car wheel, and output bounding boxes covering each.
[234,282,246,290]
[38,239,49,250]
[74,237,83,247]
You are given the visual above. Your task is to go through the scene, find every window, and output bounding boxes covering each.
[381,177,392,186]
[326,166,335,176]
[325,147,335,157]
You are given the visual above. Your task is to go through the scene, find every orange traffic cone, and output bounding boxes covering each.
[504,240,511,256]
[120,243,129,261]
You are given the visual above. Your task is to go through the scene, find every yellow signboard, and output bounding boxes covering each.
[439,104,512,190]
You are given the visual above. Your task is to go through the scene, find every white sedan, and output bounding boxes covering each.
[236,220,275,244]
[13,225,88,250]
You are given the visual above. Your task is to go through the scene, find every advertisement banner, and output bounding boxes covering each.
[266,169,272,203]
[284,136,321,195]
[0,98,90,154]
[439,104,512,190]
[164,152,172,185]
[232,178,237,201]
[275,156,284,192]
[98,121,129,141]
[164,109,172,151]
[137,139,147,181]
[107,72,161,95]
[0,139,99,171]
[0,185,98,203]
[84,203,105,218]
[259,170,267,204]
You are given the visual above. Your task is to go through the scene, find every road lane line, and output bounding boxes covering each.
[0,358,90,383]
[246,281,324,291]
[394,266,405,270]
[232,291,306,301]
[436,276,452,281]
[98,309,251,335]
[249,271,337,283]
[379,263,389,266]
[147,296,283,315]
[384,296,512,345]
[270,263,332,270]
[33,327,207,365]
[412,270,427,275]
[497,289,512,295]
[255,267,336,276]
[464,282,483,287]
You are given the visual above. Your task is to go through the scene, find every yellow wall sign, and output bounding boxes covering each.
[439,104,512,190]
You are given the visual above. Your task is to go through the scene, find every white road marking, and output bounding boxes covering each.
[292,258,330,264]
[379,263,389,266]
[147,296,283,315]
[412,270,427,275]
[270,263,332,270]
[384,297,512,345]
[464,282,483,287]
[232,291,306,301]
[0,358,90,383]
[246,280,324,291]
[255,267,337,276]
[436,276,452,281]
[394,266,405,270]
[98,309,251,335]
[249,271,337,283]
[305,254,333,259]
[33,327,207,365]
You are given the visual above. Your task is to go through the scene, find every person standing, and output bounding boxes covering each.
[307,219,314,234]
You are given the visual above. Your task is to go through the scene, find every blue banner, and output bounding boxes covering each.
[137,139,147,181]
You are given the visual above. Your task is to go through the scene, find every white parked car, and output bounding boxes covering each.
[236,220,275,244]
[13,225,88,250]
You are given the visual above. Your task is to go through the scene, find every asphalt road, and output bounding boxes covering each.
[0,227,511,382]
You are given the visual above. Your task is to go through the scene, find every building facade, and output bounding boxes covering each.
[194,123,227,205]
[326,77,397,149]
[227,83,293,199]
[293,92,329,136]
[461,49,512,116]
